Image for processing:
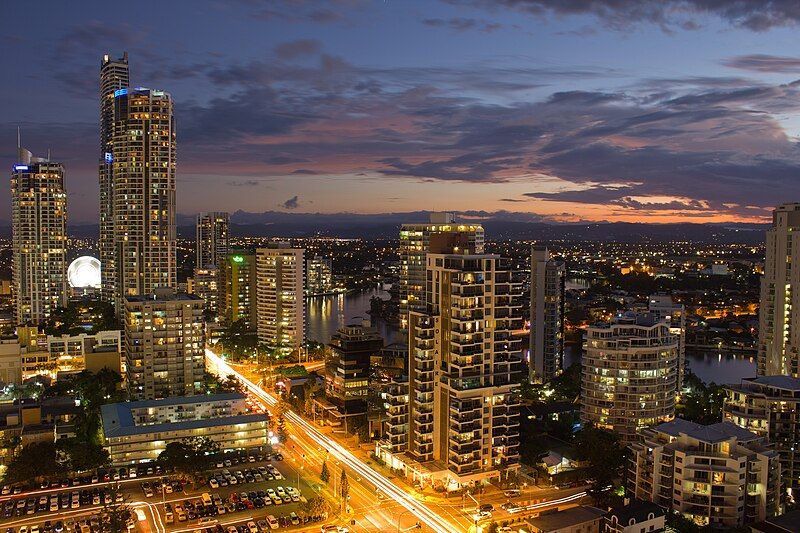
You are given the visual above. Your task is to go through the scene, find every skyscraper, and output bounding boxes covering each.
[111,87,176,307]
[759,203,800,377]
[581,312,678,442]
[124,288,205,400]
[403,253,522,487]
[256,245,305,352]
[196,211,229,268]
[306,255,333,295]
[11,144,68,324]
[529,246,565,382]
[99,52,129,303]
[220,250,257,328]
[399,213,483,330]
[648,294,686,389]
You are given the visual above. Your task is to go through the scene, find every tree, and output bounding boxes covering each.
[97,484,131,532]
[58,438,110,472]
[157,436,220,482]
[299,496,330,517]
[320,461,330,484]
[339,469,350,511]
[574,423,627,507]
[3,442,63,484]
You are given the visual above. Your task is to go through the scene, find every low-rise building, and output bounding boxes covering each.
[750,509,800,533]
[628,418,782,529]
[724,375,800,492]
[526,506,606,533]
[604,500,665,533]
[100,393,268,465]
[47,330,122,374]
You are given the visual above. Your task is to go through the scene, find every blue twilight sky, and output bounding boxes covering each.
[3,0,800,224]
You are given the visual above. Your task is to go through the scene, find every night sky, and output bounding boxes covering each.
[3,0,800,224]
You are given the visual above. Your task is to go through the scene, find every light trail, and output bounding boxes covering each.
[507,490,587,513]
[206,349,458,533]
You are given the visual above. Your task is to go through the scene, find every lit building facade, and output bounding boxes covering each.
[196,211,229,268]
[399,213,484,330]
[724,375,800,492]
[396,254,522,488]
[581,312,678,442]
[124,289,205,400]
[46,330,122,374]
[306,256,333,295]
[326,322,384,425]
[111,87,176,310]
[220,250,257,328]
[11,147,68,324]
[759,203,800,377]
[648,294,686,389]
[99,52,129,304]
[529,245,564,382]
[628,419,782,528]
[193,266,220,316]
[256,246,305,351]
[101,393,268,465]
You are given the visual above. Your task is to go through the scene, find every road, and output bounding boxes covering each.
[206,349,591,533]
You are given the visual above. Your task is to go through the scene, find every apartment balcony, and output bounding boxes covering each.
[450,420,481,433]
[450,440,481,454]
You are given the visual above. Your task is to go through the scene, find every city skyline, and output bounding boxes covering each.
[4,1,800,225]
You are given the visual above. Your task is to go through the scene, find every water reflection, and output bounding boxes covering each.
[306,286,401,345]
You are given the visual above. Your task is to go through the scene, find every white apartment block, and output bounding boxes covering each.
[582,312,678,442]
[628,419,782,528]
[256,246,305,352]
[124,289,205,400]
[759,203,800,376]
[101,393,268,465]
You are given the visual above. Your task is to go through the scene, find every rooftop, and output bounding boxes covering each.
[527,506,606,532]
[744,375,800,391]
[606,500,665,525]
[655,418,759,444]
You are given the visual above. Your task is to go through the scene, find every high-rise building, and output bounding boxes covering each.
[759,203,800,377]
[326,321,384,426]
[581,312,678,442]
[306,256,333,295]
[256,246,305,352]
[648,294,686,389]
[402,253,522,488]
[110,87,176,309]
[11,146,68,324]
[628,418,782,528]
[220,250,257,328]
[193,266,220,316]
[124,288,205,400]
[399,213,484,330]
[529,246,565,382]
[196,212,229,269]
[724,375,800,492]
[99,52,129,304]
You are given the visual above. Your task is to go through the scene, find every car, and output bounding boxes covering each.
[289,512,300,525]
[246,521,258,533]
[479,504,494,513]
[273,453,283,461]
[29,527,39,533]
[18,527,27,533]
[54,522,64,533]
[266,516,280,530]
[209,478,219,489]
[1,486,10,495]
[50,499,59,512]
[256,520,268,532]
[497,527,514,533]
[227,528,237,533]
[275,487,285,496]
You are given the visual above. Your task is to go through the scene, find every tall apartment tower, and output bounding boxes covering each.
[99,52,129,304]
[648,294,686,389]
[124,288,205,400]
[196,211,229,268]
[406,254,522,486]
[256,246,305,352]
[529,246,565,382]
[111,87,177,307]
[581,312,678,442]
[399,213,484,330]
[759,203,800,377]
[220,250,257,328]
[11,146,68,324]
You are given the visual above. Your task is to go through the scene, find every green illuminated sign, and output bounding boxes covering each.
[233,255,244,263]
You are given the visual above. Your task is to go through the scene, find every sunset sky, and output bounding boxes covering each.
[3,0,800,224]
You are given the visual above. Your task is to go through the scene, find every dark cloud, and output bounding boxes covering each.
[274,39,322,60]
[291,169,318,175]
[444,0,800,31]
[422,17,502,32]
[723,54,800,73]
[282,195,300,209]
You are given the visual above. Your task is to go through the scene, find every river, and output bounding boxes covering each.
[306,286,402,345]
